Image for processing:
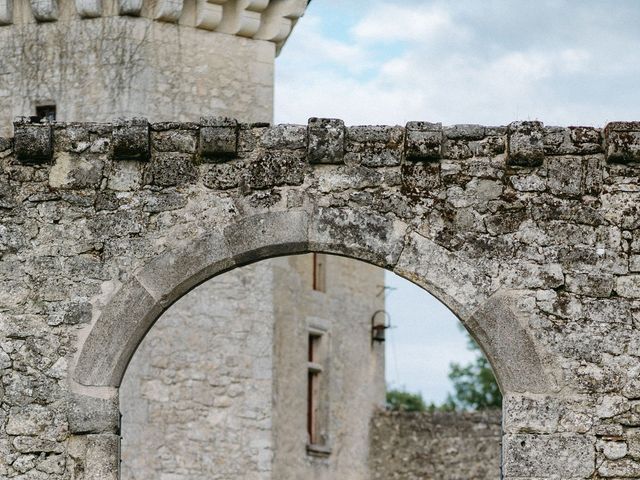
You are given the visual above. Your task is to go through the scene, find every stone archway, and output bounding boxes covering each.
[4,117,637,479]
[73,208,553,395]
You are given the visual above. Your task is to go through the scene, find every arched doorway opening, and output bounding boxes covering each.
[118,253,503,479]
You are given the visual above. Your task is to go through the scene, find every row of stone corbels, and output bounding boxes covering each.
[10,117,640,166]
[0,0,307,52]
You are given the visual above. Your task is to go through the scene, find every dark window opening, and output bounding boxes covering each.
[35,105,56,122]
[307,333,323,446]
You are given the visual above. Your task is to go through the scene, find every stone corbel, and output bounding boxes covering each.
[75,0,102,18]
[119,0,143,16]
[195,0,228,31]
[0,0,12,25]
[216,0,269,37]
[154,0,183,22]
[29,0,59,21]
[254,0,307,52]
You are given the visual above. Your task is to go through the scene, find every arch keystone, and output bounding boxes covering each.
[223,209,310,264]
[308,207,408,269]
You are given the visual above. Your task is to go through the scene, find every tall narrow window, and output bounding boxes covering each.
[307,333,322,445]
[312,253,326,292]
[35,105,56,122]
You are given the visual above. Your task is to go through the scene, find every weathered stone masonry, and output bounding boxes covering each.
[370,410,502,480]
[1,116,640,478]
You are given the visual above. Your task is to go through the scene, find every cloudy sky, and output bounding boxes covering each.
[273,0,640,404]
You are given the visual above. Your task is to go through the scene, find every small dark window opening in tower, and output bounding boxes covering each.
[307,333,323,445]
[35,105,56,122]
[312,253,326,292]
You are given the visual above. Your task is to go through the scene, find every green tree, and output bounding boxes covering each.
[386,388,426,412]
[446,334,502,411]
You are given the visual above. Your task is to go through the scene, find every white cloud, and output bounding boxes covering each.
[353,4,459,43]
[280,14,371,73]
[277,1,637,127]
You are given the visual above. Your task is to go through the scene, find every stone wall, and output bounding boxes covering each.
[120,262,276,480]
[3,118,640,479]
[369,410,501,480]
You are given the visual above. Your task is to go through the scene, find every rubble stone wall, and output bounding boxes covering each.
[369,410,501,480]
[1,117,640,479]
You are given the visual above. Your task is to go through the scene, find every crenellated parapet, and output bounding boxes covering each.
[1,0,309,52]
[8,116,640,168]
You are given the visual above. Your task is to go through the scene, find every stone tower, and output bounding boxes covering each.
[1,1,386,478]
[0,0,308,134]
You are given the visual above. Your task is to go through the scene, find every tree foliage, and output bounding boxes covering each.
[386,388,426,412]
[386,331,502,412]
[446,334,502,411]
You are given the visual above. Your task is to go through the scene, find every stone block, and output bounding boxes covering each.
[307,117,345,164]
[49,152,104,189]
[135,229,234,306]
[598,458,640,478]
[546,156,583,197]
[503,433,595,478]
[309,207,407,269]
[507,121,545,166]
[401,162,441,196]
[605,122,640,164]
[85,434,119,480]
[246,150,306,189]
[224,209,309,264]
[202,161,243,190]
[145,152,197,186]
[74,277,164,387]
[566,272,614,298]
[443,124,486,140]
[405,121,443,162]
[503,394,561,434]
[615,275,640,298]
[30,0,58,21]
[13,436,64,453]
[570,126,603,154]
[113,118,150,161]
[6,404,53,435]
[393,231,491,316]
[466,292,556,395]
[542,126,602,155]
[199,117,238,161]
[152,129,197,153]
[14,119,53,164]
[259,124,306,150]
[345,125,403,167]
[68,393,119,434]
